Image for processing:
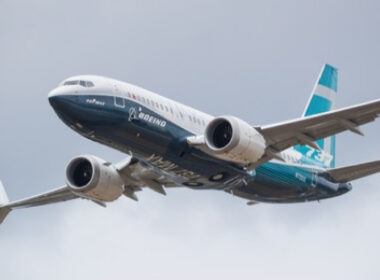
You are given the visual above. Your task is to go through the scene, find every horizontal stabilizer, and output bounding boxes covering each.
[327,160,380,183]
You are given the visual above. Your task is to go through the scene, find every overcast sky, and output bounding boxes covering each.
[1,0,380,279]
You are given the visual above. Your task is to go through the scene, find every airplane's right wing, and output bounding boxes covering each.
[0,184,77,209]
[327,160,380,183]
[0,155,181,224]
[0,183,78,224]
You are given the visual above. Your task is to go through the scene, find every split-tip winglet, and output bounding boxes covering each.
[0,180,9,205]
[0,180,11,224]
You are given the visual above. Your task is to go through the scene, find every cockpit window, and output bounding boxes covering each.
[63,80,80,86]
[63,80,94,87]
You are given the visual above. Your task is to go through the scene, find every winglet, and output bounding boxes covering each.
[0,207,11,224]
[0,180,9,205]
[0,180,11,224]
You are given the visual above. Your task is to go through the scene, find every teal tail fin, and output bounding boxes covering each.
[294,64,337,168]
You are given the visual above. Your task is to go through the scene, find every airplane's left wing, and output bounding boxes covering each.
[253,99,380,166]
[327,160,380,183]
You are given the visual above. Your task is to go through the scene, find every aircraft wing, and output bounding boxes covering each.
[0,155,181,224]
[254,99,380,165]
[0,183,80,224]
[0,184,76,209]
[326,160,380,183]
[115,156,179,197]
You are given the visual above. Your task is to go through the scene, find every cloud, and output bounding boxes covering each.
[2,180,380,280]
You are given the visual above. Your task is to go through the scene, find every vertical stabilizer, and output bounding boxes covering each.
[295,64,337,167]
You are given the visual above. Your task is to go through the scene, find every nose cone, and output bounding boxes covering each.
[48,89,71,113]
[48,88,81,125]
[48,86,68,102]
[48,87,61,99]
[48,88,67,110]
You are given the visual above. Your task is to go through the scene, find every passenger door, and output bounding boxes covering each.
[113,84,125,108]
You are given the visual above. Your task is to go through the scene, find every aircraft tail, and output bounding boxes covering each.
[294,64,338,168]
[0,180,11,224]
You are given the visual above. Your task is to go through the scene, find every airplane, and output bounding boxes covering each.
[1,64,380,224]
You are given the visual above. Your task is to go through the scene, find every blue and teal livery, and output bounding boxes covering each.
[46,64,354,204]
[1,64,380,224]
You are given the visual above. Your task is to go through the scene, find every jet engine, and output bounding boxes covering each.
[66,155,125,202]
[204,116,266,165]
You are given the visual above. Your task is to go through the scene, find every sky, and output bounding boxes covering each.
[0,0,380,279]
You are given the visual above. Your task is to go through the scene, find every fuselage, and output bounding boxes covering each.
[48,75,351,203]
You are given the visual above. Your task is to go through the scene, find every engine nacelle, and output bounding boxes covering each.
[66,155,124,202]
[204,116,266,165]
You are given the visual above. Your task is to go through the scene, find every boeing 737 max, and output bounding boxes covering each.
[1,64,379,223]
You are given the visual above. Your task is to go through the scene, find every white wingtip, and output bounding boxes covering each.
[0,180,9,205]
[0,180,11,224]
